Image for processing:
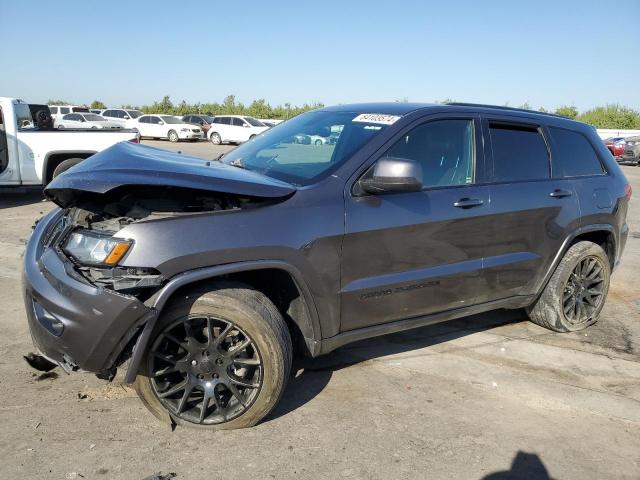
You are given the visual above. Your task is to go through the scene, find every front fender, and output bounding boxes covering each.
[123,260,322,383]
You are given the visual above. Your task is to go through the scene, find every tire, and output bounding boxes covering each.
[527,241,610,332]
[315,139,322,146]
[168,130,179,143]
[210,132,222,145]
[57,125,64,129]
[134,282,292,430]
[51,157,84,179]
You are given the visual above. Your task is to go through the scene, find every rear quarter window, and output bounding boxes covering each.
[548,127,605,177]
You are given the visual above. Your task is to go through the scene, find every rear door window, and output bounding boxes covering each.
[548,127,605,177]
[60,107,70,114]
[231,117,245,127]
[489,123,550,182]
[49,106,58,114]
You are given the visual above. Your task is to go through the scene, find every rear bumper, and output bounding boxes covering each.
[22,209,149,372]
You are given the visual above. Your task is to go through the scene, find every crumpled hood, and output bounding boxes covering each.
[45,142,296,207]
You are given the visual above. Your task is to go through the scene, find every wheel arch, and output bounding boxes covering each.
[43,150,96,184]
[535,224,617,299]
[123,260,322,384]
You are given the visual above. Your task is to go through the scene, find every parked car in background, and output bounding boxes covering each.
[90,109,104,115]
[27,104,54,129]
[182,114,215,135]
[0,97,139,187]
[101,108,144,128]
[620,136,640,165]
[24,102,630,429]
[604,137,627,158]
[49,105,91,125]
[57,113,122,129]
[207,115,269,144]
[136,114,203,142]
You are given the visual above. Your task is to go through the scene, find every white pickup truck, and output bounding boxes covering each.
[0,97,139,188]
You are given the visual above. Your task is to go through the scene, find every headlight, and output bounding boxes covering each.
[63,229,132,266]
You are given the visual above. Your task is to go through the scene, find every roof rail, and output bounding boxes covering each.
[445,102,566,119]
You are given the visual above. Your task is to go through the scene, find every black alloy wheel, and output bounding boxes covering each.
[149,315,263,425]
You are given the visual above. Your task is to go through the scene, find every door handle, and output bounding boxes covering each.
[453,198,484,208]
[549,189,573,198]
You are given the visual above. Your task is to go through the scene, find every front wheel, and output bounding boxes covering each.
[134,283,292,429]
[210,132,222,145]
[527,241,610,332]
[168,130,179,143]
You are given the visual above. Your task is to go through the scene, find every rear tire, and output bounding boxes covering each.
[51,157,84,180]
[527,241,610,332]
[210,132,222,145]
[168,130,179,143]
[134,282,292,430]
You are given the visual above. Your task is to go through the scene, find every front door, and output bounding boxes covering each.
[340,115,493,331]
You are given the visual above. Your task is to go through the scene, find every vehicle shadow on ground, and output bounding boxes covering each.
[0,191,46,209]
[481,451,555,479]
[267,309,525,423]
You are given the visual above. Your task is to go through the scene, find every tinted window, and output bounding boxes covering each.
[383,119,475,188]
[60,107,70,114]
[149,116,161,124]
[221,117,232,125]
[139,116,149,124]
[103,110,114,117]
[72,107,89,113]
[489,123,549,181]
[232,117,245,127]
[49,106,58,114]
[549,127,604,177]
[212,117,222,124]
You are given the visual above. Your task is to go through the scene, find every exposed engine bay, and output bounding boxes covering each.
[58,186,274,297]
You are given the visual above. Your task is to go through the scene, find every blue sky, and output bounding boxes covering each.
[1,0,638,111]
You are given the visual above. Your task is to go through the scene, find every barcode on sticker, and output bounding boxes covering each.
[352,113,401,125]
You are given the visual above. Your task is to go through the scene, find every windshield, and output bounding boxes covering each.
[221,111,391,186]
[84,114,105,121]
[127,110,143,119]
[244,117,265,127]
[15,103,35,129]
[160,116,183,124]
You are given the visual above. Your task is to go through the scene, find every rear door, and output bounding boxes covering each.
[341,114,492,331]
[482,117,580,301]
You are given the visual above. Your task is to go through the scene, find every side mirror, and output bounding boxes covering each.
[123,115,130,119]
[158,121,165,125]
[359,157,423,195]
[244,124,250,128]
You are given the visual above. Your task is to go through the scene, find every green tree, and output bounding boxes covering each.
[90,100,106,109]
[576,104,640,129]
[47,99,71,105]
[554,105,578,119]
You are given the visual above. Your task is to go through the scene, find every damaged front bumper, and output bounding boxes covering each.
[23,209,150,373]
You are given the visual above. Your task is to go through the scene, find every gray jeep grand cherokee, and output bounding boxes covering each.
[24,103,630,429]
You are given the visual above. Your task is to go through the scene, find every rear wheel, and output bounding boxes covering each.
[134,283,292,429]
[168,130,179,143]
[527,241,610,332]
[210,132,222,145]
[51,157,84,180]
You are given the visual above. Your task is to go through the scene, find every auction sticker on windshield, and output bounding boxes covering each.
[352,113,401,125]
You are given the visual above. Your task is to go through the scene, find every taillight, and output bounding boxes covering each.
[624,184,632,200]
[129,136,140,143]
